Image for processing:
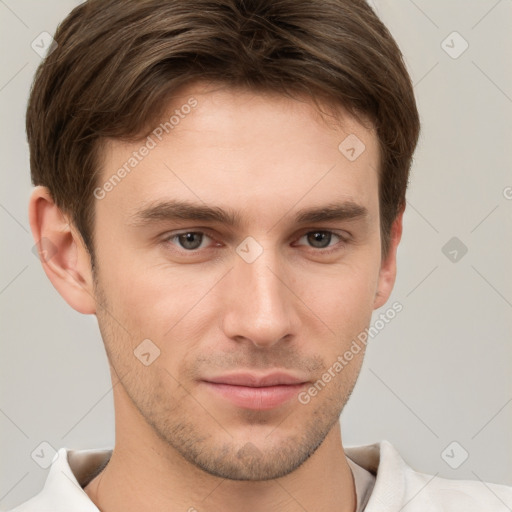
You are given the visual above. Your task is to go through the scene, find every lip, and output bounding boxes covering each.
[201,372,309,410]
[204,371,307,387]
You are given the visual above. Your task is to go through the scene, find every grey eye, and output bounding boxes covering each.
[305,231,334,249]
[176,232,205,250]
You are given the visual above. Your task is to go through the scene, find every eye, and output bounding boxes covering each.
[295,230,347,252]
[161,229,348,255]
[164,231,214,251]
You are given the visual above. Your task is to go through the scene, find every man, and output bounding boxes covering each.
[12,0,511,510]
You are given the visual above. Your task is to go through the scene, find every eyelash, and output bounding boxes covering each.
[161,229,350,256]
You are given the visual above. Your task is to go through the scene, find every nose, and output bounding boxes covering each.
[221,247,298,349]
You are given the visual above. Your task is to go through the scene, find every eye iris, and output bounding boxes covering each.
[307,231,331,248]
[178,232,203,250]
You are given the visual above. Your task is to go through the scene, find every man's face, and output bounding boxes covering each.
[93,82,388,480]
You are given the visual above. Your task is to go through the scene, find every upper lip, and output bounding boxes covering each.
[203,372,308,387]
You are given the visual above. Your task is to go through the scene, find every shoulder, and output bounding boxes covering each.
[5,446,111,512]
[346,439,512,511]
[404,467,512,511]
[385,440,512,511]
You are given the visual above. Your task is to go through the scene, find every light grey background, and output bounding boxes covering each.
[1,0,511,508]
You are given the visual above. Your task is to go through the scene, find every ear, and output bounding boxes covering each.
[373,206,404,310]
[29,186,97,314]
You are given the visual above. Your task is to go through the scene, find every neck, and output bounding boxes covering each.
[84,386,356,512]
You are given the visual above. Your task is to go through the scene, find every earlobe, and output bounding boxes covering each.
[373,207,404,310]
[29,186,97,314]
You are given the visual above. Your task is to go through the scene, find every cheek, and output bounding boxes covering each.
[293,259,379,336]
[95,250,222,357]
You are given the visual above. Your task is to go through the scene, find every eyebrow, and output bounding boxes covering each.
[128,199,369,229]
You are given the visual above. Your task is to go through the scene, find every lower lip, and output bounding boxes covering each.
[202,382,307,410]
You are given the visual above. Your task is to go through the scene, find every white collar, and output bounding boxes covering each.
[12,441,387,511]
[13,439,509,511]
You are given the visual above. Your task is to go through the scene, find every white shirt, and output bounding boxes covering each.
[8,440,512,511]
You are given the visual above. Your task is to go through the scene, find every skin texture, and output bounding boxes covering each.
[29,82,403,512]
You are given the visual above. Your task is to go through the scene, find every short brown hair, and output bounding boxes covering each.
[26,0,420,262]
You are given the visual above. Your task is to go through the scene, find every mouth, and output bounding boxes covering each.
[201,372,309,410]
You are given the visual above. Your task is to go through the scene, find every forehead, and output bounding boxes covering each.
[97,82,381,228]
